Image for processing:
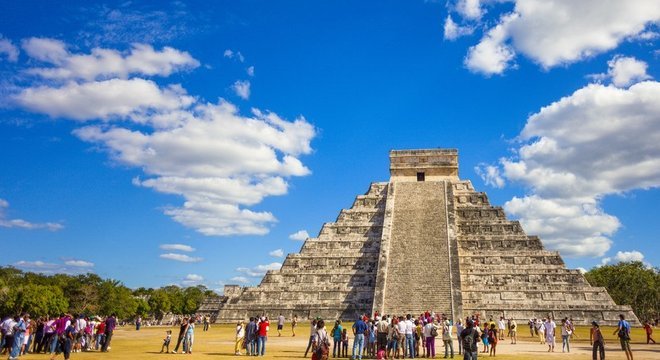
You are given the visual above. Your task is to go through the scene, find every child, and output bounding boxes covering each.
[376,345,386,359]
[341,328,349,357]
[161,330,172,353]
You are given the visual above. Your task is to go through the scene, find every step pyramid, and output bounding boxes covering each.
[202,149,638,326]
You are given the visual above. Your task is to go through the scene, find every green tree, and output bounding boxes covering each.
[585,261,660,321]
[6,284,68,316]
[148,289,171,320]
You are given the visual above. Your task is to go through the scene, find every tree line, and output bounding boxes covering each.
[584,261,659,321]
[0,267,218,320]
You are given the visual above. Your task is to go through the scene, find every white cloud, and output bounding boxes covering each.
[269,248,284,258]
[232,80,251,100]
[454,0,660,74]
[160,243,195,252]
[223,49,233,58]
[464,13,516,75]
[491,80,660,257]
[160,253,203,263]
[247,66,255,77]
[236,262,282,277]
[0,35,19,62]
[181,273,204,286]
[11,40,316,237]
[64,260,94,267]
[23,40,199,81]
[444,15,474,40]
[14,79,195,124]
[475,163,505,188]
[456,0,484,20]
[576,267,587,274]
[601,250,645,265]
[289,229,309,241]
[230,276,251,284]
[590,55,652,88]
[0,198,63,231]
[223,49,244,62]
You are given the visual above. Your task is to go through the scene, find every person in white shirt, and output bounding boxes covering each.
[423,320,437,358]
[404,314,415,358]
[544,318,556,352]
[235,320,245,355]
[497,317,506,340]
[397,316,407,358]
[560,318,571,353]
[442,320,454,358]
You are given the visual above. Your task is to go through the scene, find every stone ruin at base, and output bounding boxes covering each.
[199,149,638,326]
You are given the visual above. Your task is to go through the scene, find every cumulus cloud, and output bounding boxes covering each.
[269,248,284,258]
[475,163,505,188]
[22,40,199,81]
[453,0,660,74]
[0,35,19,62]
[160,243,195,252]
[10,39,316,237]
[590,55,652,88]
[181,273,204,286]
[232,80,251,100]
[236,262,282,277]
[224,49,244,62]
[0,198,63,231]
[64,260,95,267]
[247,66,255,77]
[601,250,646,265]
[444,16,474,41]
[488,80,660,257]
[160,253,203,263]
[289,229,309,241]
[14,79,195,123]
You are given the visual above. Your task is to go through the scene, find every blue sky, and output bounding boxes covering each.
[0,0,658,291]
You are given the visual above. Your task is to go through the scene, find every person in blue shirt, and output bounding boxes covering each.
[352,316,368,360]
[9,313,28,360]
[613,314,633,360]
[331,320,343,358]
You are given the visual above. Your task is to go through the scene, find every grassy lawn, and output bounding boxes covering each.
[16,323,658,359]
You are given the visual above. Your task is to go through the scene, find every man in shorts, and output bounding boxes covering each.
[277,314,285,337]
[613,314,633,360]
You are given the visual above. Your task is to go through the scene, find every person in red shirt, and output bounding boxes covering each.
[95,321,106,350]
[644,320,656,344]
[257,317,269,356]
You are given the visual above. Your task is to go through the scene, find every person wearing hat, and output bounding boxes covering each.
[442,319,454,359]
[590,321,605,360]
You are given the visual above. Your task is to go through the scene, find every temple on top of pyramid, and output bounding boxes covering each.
[198,149,638,326]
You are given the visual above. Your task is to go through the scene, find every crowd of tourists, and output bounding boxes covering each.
[0,312,117,360]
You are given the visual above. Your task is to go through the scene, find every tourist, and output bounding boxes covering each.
[560,318,571,353]
[9,313,28,360]
[455,320,464,356]
[590,321,605,360]
[643,320,655,344]
[203,316,210,332]
[101,313,116,352]
[423,318,437,358]
[509,319,517,344]
[460,320,479,360]
[536,319,545,344]
[304,319,318,358]
[136,316,141,331]
[388,317,399,359]
[368,320,377,358]
[341,328,349,358]
[95,318,105,351]
[613,314,633,360]
[257,316,269,356]
[160,329,172,353]
[235,321,244,355]
[184,317,195,354]
[50,318,75,360]
[480,323,489,353]
[376,316,388,352]
[528,319,535,338]
[331,320,343,358]
[442,319,454,359]
[396,316,406,358]
[497,317,505,341]
[21,317,32,355]
[277,314,285,337]
[488,323,497,357]
[544,317,555,352]
[312,319,330,360]
[292,315,298,337]
[352,315,367,360]
[171,316,189,354]
[414,319,422,357]
[245,317,257,356]
[404,314,415,359]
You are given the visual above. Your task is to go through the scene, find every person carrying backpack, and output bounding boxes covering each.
[460,320,479,360]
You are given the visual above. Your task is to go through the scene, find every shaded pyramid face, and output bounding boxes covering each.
[202,149,638,326]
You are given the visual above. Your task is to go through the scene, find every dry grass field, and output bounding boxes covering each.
[17,323,659,360]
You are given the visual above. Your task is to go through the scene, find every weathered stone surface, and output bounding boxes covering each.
[199,149,638,326]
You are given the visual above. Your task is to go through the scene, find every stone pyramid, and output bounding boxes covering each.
[203,149,638,326]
